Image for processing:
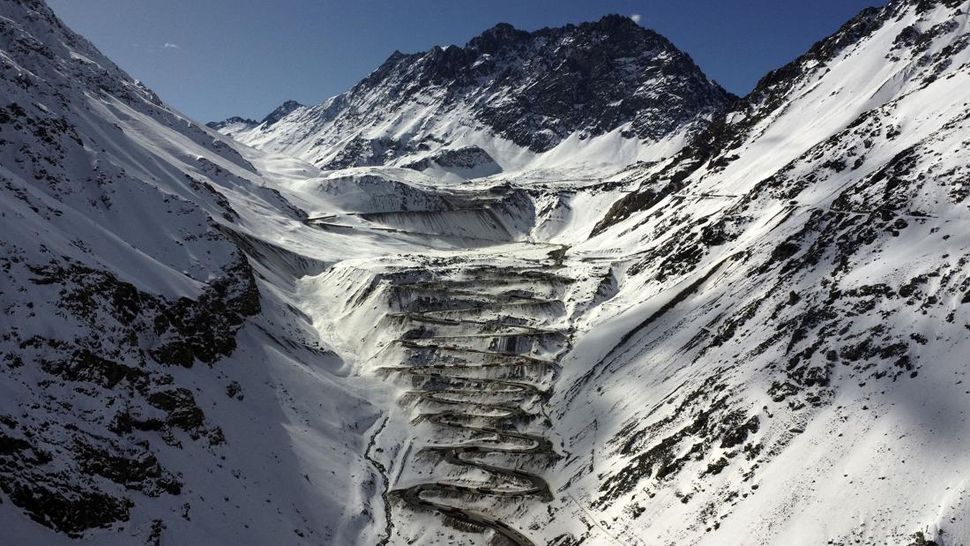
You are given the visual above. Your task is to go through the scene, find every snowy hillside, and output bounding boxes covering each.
[4,0,970,545]
[531,0,970,544]
[0,1,400,543]
[212,15,734,177]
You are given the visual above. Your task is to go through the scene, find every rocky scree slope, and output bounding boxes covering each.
[213,15,734,174]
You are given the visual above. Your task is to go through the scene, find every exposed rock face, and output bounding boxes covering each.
[537,1,970,544]
[258,99,303,126]
[214,15,735,172]
[0,0,263,536]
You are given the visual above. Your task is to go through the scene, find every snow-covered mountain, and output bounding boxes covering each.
[4,0,970,545]
[212,15,734,177]
[0,1,395,544]
[532,0,970,544]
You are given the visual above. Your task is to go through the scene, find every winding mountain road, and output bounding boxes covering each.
[377,249,570,545]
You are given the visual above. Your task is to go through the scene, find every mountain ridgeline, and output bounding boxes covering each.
[212,15,735,172]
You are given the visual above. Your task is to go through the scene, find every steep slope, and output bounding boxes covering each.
[0,1,392,544]
[214,15,734,176]
[517,0,970,544]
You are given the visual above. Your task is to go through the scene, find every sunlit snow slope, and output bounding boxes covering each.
[529,1,970,544]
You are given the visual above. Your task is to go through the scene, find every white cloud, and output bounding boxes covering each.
[162,42,180,49]
[630,14,642,24]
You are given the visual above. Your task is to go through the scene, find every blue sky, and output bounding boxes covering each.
[47,0,885,122]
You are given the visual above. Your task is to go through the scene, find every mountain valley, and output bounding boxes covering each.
[2,0,970,544]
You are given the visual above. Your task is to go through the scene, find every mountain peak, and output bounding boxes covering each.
[206,115,257,131]
[591,13,643,29]
[466,22,531,53]
[260,99,303,125]
[465,15,657,56]
[479,21,519,36]
[219,16,734,168]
